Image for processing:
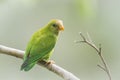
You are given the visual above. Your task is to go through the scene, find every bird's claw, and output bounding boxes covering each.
[46,60,55,65]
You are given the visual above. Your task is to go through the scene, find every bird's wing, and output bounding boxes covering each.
[21,33,56,70]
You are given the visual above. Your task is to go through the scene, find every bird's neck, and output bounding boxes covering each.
[53,31,59,36]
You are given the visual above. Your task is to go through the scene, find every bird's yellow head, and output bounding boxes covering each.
[47,19,64,34]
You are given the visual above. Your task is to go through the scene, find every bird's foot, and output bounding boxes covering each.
[44,60,55,66]
[42,60,55,66]
[47,60,55,65]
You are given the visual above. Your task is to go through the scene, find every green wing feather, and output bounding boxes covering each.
[21,29,57,71]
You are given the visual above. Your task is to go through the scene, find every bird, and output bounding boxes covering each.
[21,19,64,71]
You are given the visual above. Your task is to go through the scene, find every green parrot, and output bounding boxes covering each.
[21,19,64,71]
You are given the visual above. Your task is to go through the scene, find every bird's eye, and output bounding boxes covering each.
[52,24,57,27]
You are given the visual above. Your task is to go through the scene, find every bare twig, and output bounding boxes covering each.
[0,45,80,80]
[97,64,106,72]
[76,32,111,80]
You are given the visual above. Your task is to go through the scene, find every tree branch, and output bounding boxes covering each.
[0,45,80,80]
[75,32,111,80]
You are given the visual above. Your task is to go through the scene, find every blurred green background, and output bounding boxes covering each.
[0,0,119,80]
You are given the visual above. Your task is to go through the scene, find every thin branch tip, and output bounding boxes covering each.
[79,33,86,41]
[97,64,106,72]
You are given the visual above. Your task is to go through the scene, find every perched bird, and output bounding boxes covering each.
[21,19,64,71]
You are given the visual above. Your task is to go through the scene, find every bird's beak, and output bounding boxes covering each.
[59,25,64,31]
[57,20,64,31]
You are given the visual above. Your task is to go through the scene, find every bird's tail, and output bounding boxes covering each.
[21,59,36,71]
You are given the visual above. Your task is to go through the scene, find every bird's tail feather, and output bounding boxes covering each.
[21,59,36,71]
